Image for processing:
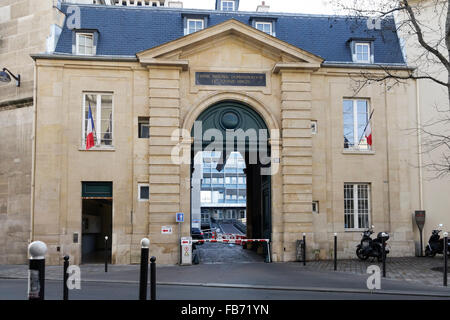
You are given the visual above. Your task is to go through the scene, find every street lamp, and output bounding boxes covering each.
[0,68,20,87]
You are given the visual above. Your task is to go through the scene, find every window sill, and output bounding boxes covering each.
[342,149,375,155]
[78,147,116,152]
[344,229,367,232]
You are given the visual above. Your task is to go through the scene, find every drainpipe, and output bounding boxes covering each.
[384,81,392,232]
[30,63,38,243]
[416,79,424,210]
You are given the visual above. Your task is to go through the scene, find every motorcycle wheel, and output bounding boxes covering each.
[356,248,369,261]
[425,247,436,257]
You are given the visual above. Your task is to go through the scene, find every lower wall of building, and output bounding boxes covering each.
[0,105,33,264]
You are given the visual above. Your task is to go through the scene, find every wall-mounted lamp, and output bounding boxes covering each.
[0,68,20,87]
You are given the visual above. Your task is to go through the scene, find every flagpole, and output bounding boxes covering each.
[358,109,374,145]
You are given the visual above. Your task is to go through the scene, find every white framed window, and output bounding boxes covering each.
[76,33,94,56]
[82,93,113,148]
[187,19,204,34]
[354,42,371,63]
[312,201,319,214]
[255,22,272,35]
[311,120,318,135]
[344,183,370,230]
[221,1,235,11]
[138,183,150,201]
[343,99,371,150]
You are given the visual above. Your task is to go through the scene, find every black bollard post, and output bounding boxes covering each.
[150,256,156,301]
[139,238,150,300]
[302,233,306,266]
[334,233,337,271]
[63,255,69,300]
[444,232,448,287]
[382,234,386,278]
[28,241,47,300]
[104,236,108,273]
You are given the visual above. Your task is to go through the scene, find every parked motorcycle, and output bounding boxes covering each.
[356,225,390,262]
[425,224,450,257]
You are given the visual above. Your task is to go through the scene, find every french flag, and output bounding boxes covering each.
[364,110,374,147]
[364,120,372,147]
[86,103,95,150]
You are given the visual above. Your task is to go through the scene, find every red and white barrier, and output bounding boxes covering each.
[192,238,268,245]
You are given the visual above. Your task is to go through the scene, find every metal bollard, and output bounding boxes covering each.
[150,256,156,301]
[302,233,306,266]
[444,232,448,287]
[381,233,387,278]
[139,238,150,300]
[63,255,69,300]
[334,233,337,271]
[28,241,47,300]
[104,236,108,273]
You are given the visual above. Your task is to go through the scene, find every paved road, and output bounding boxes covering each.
[219,223,244,235]
[1,262,450,300]
[195,243,264,263]
[1,279,446,300]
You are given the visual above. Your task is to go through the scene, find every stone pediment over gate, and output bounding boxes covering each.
[136,19,324,72]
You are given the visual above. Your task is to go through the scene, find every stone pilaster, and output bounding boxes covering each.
[280,71,313,261]
[148,66,182,264]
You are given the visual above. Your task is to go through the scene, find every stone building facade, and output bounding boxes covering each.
[28,3,422,265]
[0,0,117,264]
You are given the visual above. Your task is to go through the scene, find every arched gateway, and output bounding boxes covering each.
[190,101,273,259]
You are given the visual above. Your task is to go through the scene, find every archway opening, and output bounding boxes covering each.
[190,101,272,263]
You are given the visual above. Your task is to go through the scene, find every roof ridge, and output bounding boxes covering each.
[60,3,393,20]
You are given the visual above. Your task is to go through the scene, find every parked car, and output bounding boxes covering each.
[191,228,204,246]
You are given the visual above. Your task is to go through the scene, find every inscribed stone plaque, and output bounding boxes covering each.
[195,72,266,87]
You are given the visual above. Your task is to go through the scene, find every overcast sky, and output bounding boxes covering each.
[182,0,340,14]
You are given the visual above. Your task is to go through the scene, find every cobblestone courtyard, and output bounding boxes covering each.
[300,256,449,287]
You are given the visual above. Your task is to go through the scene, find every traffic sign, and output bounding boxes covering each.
[176,212,184,223]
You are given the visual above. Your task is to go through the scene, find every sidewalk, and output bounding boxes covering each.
[1,257,449,298]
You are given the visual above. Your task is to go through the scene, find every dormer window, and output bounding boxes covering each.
[251,17,277,37]
[255,21,272,35]
[183,14,209,36]
[355,42,370,63]
[72,30,99,56]
[349,39,374,64]
[221,1,235,11]
[187,19,204,34]
[76,33,94,55]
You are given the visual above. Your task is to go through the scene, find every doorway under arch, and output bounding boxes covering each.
[190,101,272,262]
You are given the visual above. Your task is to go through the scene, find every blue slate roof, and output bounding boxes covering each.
[54,4,406,65]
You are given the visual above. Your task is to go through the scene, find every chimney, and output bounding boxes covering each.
[168,0,183,8]
[256,1,269,12]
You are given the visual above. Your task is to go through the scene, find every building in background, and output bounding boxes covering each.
[199,151,247,229]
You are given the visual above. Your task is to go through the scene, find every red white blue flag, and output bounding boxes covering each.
[86,103,95,150]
